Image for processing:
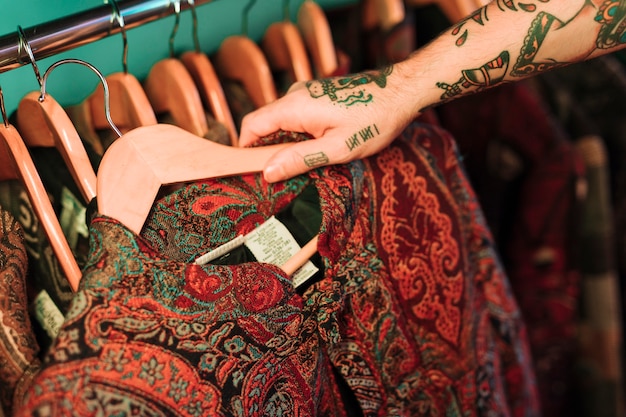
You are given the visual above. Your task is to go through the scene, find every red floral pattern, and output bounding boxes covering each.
[18,123,539,416]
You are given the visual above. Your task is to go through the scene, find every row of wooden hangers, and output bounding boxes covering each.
[0,0,346,292]
[0,0,483,292]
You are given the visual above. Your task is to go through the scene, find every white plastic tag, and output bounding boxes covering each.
[59,187,88,249]
[32,290,64,339]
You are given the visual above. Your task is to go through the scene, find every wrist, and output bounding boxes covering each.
[390,54,443,121]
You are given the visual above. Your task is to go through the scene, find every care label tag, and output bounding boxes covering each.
[32,290,64,339]
[59,187,88,249]
[244,216,318,288]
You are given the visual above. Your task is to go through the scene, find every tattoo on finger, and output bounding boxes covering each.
[304,152,329,167]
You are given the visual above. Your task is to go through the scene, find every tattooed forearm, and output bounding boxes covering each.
[511,11,565,76]
[345,124,381,151]
[596,0,626,48]
[437,0,626,101]
[306,66,393,107]
[437,52,509,99]
[304,152,329,168]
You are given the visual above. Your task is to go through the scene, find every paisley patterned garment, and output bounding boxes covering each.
[18,123,539,416]
[0,207,40,416]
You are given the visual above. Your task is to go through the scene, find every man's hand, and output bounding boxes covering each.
[238,67,416,182]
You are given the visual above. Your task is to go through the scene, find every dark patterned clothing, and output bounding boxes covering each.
[19,123,539,416]
[0,206,41,416]
[436,82,584,417]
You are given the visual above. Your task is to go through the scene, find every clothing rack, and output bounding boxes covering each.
[0,0,216,73]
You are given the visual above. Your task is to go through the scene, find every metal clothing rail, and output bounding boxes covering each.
[0,0,214,73]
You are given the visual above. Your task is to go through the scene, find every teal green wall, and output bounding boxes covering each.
[0,0,357,117]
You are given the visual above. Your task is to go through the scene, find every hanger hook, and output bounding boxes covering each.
[0,85,8,128]
[16,26,43,88]
[106,0,129,74]
[169,0,182,58]
[242,0,257,36]
[40,58,122,138]
[283,0,290,21]
[187,0,201,53]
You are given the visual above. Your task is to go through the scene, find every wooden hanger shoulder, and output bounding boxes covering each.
[144,58,209,138]
[88,72,157,133]
[16,91,97,203]
[180,51,238,146]
[362,0,405,31]
[97,124,290,234]
[262,21,313,83]
[406,0,476,23]
[296,1,338,78]
[214,35,278,108]
[0,123,82,291]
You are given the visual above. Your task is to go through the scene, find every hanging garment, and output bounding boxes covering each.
[572,136,624,417]
[0,205,41,416]
[530,55,626,297]
[0,181,75,314]
[18,123,539,416]
[435,81,585,417]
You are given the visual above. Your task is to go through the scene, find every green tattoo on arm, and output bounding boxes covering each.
[439,0,626,100]
[595,0,626,48]
[306,66,393,107]
[437,52,509,100]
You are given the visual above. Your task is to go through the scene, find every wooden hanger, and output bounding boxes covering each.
[262,22,313,83]
[16,53,127,206]
[88,0,157,135]
[181,53,238,146]
[362,0,406,31]
[17,92,98,204]
[96,123,318,275]
[214,0,277,108]
[296,1,338,78]
[406,0,476,23]
[0,92,81,291]
[88,72,157,134]
[179,0,238,146]
[143,1,209,138]
[144,58,209,138]
[69,72,158,155]
[261,1,313,84]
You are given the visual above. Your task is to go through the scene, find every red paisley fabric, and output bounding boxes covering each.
[18,124,539,416]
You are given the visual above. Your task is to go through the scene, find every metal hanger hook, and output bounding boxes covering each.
[169,0,182,58]
[187,0,201,53]
[106,0,129,74]
[283,0,291,21]
[16,25,43,88]
[242,0,257,36]
[0,85,8,128]
[40,58,122,138]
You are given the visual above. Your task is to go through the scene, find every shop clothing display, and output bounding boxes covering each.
[436,82,585,417]
[572,136,624,417]
[0,206,41,416]
[18,124,539,416]
[531,54,626,292]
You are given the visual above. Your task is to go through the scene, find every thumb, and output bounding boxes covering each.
[238,106,281,148]
[263,135,350,182]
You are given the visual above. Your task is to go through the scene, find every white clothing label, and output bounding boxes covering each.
[32,290,64,339]
[194,216,318,288]
[59,187,88,249]
[245,216,318,288]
